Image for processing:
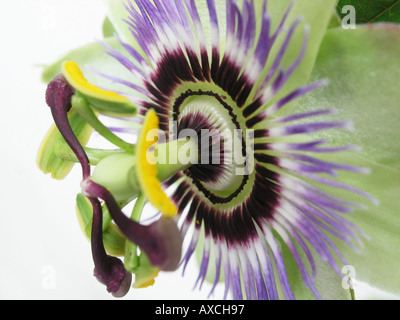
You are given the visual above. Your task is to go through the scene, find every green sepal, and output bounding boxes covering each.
[36,108,93,180]
[101,0,135,44]
[41,37,136,99]
[253,0,338,105]
[42,38,118,84]
[328,9,342,29]
[102,17,117,38]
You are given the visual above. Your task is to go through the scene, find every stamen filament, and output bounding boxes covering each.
[124,193,147,272]
[71,95,135,152]
[54,144,126,166]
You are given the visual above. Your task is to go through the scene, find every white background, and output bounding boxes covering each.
[0,0,222,300]
[0,0,396,300]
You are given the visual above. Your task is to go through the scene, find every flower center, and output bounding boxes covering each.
[173,90,250,201]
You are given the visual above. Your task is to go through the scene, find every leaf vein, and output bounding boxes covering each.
[368,0,400,23]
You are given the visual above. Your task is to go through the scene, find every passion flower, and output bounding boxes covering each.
[37,0,385,299]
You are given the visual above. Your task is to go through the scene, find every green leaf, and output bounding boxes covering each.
[337,154,400,297]
[300,24,400,171]
[297,24,400,295]
[337,0,400,24]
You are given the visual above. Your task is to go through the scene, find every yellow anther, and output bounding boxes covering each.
[136,110,177,217]
[138,279,156,289]
[133,271,159,289]
[62,61,129,103]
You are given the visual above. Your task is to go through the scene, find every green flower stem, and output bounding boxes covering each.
[124,193,147,272]
[71,94,135,152]
[54,142,126,166]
